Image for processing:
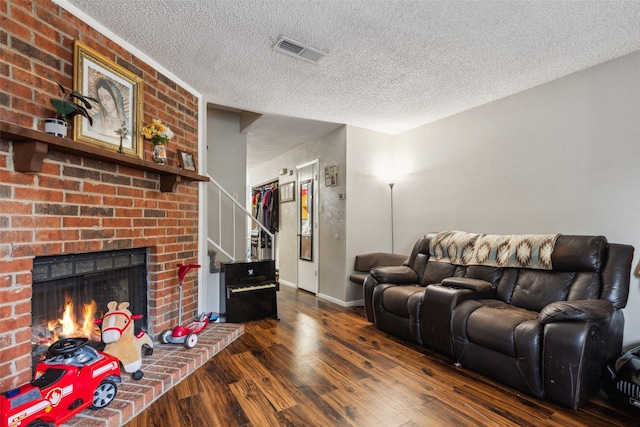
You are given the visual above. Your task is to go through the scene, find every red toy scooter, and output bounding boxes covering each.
[159,264,213,349]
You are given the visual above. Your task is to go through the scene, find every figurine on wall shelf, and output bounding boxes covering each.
[116,121,129,153]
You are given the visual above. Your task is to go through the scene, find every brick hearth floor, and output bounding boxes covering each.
[60,323,244,427]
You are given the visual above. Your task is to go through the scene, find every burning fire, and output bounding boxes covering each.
[34,297,102,348]
[31,296,104,366]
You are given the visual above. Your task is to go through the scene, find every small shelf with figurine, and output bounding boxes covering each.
[1,120,209,193]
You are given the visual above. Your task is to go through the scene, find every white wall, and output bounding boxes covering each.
[249,127,348,302]
[249,147,300,288]
[345,126,395,302]
[206,108,248,262]
[385,51,640,347]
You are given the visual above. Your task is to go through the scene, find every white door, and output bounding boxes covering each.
[297,161,318,294]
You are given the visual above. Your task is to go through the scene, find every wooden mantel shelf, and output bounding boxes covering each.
[1,121,209,192]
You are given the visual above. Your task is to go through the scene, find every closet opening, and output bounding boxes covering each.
[251,179,279,261]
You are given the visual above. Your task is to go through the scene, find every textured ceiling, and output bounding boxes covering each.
[64,0,640,168]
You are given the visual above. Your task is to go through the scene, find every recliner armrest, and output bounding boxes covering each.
[441,277,493,292]
[539,299,615,324]
[370,265,419,284]
[354,252,408,272]
[349,272,368,286]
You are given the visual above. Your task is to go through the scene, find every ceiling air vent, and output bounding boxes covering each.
[273,36,328,64]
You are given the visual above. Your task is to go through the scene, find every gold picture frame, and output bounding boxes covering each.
[73,40,143,158]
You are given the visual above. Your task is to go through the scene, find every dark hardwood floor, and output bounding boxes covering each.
[125,285,639,426]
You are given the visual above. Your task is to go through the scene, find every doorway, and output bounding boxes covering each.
[296,160,318,294]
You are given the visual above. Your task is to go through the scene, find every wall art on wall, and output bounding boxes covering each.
[324,164,337,186]
[178,150,197,172]
[279,181,295,203]
[73,40,143,158]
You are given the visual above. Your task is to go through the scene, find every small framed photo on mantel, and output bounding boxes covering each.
[178,150,196,172]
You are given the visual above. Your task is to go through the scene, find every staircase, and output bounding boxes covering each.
[206,175,275,267]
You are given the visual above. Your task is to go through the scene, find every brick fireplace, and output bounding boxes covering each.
[1,0,205,392]
[30,248,149,366]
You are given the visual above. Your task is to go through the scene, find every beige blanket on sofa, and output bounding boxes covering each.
[429,231,559,270]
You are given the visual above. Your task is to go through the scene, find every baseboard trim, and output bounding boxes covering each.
[318,293,364,307]
[278,281,363,307]
[279,280,297,288]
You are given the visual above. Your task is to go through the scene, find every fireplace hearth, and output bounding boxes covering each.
[31,248,149,368]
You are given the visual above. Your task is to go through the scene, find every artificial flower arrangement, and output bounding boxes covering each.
[142,119,174,145]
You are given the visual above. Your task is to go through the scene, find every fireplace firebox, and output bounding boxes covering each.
[31,248,148,368]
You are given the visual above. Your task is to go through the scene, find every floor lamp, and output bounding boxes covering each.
[388,182,394,253]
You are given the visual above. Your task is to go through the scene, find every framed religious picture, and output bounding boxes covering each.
[178,150,197,172]
[73,40,144,158]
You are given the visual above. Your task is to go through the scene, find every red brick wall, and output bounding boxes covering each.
[0,0,202,390]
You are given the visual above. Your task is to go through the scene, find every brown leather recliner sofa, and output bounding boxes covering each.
[363,231,634,409]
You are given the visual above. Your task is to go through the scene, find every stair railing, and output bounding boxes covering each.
[206,175,274,263]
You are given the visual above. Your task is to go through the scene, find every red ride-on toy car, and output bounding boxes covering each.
[160,264,216,348]
[1,337,121,427]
